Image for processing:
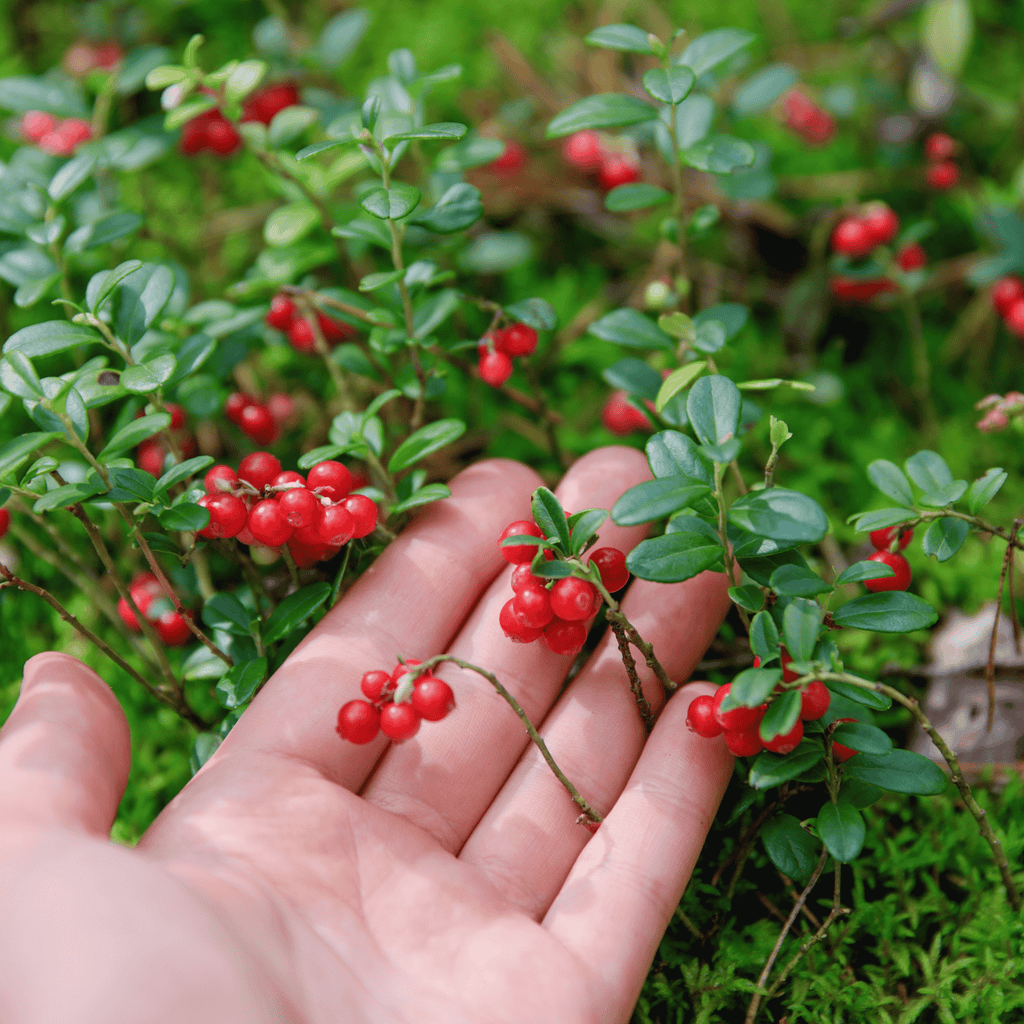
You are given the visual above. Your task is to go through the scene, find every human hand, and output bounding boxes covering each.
[0,447,734,1024]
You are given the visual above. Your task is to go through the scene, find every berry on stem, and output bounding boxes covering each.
[860,203,899,247]
[924,132,955,162]
[499,520,545,564]
[499,599,544,643]
[992,276,1024,317]
[500,323,538,357]
[206,463,239,494]
[926,161,959,190]
[479,350,513,387]
[318,505,356,546]
[239,404,277,445]
[865,550,912,592]
[763,718,803,755]
[0,508,9,540]
[686,694,724,738]
[360,670,393,702]
[238,452,282,492]
[287,318,316,352]
[266,295,297,330]
[601,392,650,435]
[510,563,540,592]
[225,392,253,424]
[412,677,456,721]
[870,525,913,551]
[800,680,831,721]
[723,727,763,757]
[598,154,641,191]
[155,610,192,646]
[712,683,764,731]
[380,702,421,742]
[197,493,248,539]
[307,460,352,502]
[340,494,378,538]
[549,577,599,621]
[896,244,927,271]
[247,499,294,547]
[513,582,555,629]
[831,217,875,258]
[562,130,604,171]
[337,700,381,744]
[832,718,859,762]
[542,618,587,656]
[587,547,629,593]
[277,487,320,528]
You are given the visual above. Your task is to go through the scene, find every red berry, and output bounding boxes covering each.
[238,452,281,492]
[164,403,186,430]
[601,392,650,434]
[860,203,899,247]
[197,493,248,539]
[272,471,305,488]
[136,440,167,477]
[0,508,8,540]
[318,504,356,546]
[763,718,803,755]
[712,683,764,731]
[896,244,927,271]
[499,598,544,643]
[337,700,381,744]
[479,350,513,387]
[500,323,538,357]
[598,155,641,191]
[1006,299,1024,339]
[287,536,329,568]
[59,118,93,147]
[93,43,123,70]
[587,547,629,593]
[391,659,424,684]
[993,277,1024,318]
[723,727,763,757]
[242,83,300,125]
[340,494,378,538]
[206,115,240,156]
[307,460,352,502]
[277,487,319,528]
[831,217,875,258]
[865,551,912,592]
[831,718,859,762]
[204,464,238,494]
[247,499,294,547]
[225,392,253,424]
[266,295,297,330]
[549,577,599,621]
[829,276,894,303]
[562,130,604,171]
[686,694,724,738]
[542,617,588,656]
[155,609,192,646]
[412,677,456,721]
[38,129,75,156]
[239,404,277,445]
[513,582,555,629]
[926,161,958,190]
[287,318,316,352]
[499,520,545,564]
[510,563,540,592]
[268,393,296,423]
[22,110,56,142]
[180,117,208,155]
[380,702,422,742]
[316,312,351,342]
[782,89,817,128]
[488,140,527,173]
[800,680,831,721]
[360,670,393,703]
[781,648,800,684]
[924,132,955,162]
[870,526,913,551]
[800,109,835,146]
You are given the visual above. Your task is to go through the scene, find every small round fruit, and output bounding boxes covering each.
[499,599,544,643]
[542,618,588,656]
[488,140,527,173]
[307,460,352,502]
[712,683,764,731]
[781,648,800,684]
[265,294,296,330]
[763,718,803,755]
[225,392,252,424]
[587,547,629,593]
[206,116,241,155]
[598,154,641,191]
[360,670,393,703]
[926,161,959,190]
[562,130,604,171]
[412,677,456,722]
[292,502,325,544]
[831,217,874,258]
[247,499,294,547]
[391,660,424,684]
[831,718,859,762]
[337,700,381,744]
[686,694,724,738]
[865,551,911,592]
[268,393,296,423]
[22,110,56,142]
[800,681,831,721]
[499,520,545,564]
[479,350,513,387]
[510,563,540,593]
[340,494,378,538]
[500,323,538,357]
[549,577,599,621]
[239,404,277,445]
[923,132,955,162]
[869,525,913,551]
[288,537,328,568]
[316,312,351,342]
[601,392,650,435]
[136,440,167,477]
[1005,299,1024,339]
[197,493,248,539]
[238,452,282,492]
[723,727,763,757]
[277,487,319,528]
[0,508,9,540]
[513,582,555,629]
[896,244,927,271]
[992,276,1024,317]
[380,702,421,742]
[272,471,305,488]
[318,504,356,546]
[179,117,208,155]
[861,203,899,247]
[287,318,316,352]
[154,610,192,646]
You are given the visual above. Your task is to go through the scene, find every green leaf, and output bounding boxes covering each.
[692,321,727,354]
[263,202,320,247]
[641,65,695,105]
[626,531,723,583]
[587,308,673,350]
[34,480,104,511]
[700,438,740,464]
[728,584,764,612]
[844,749,947,795]
[164,96,217,131]
[817,802,865,863]
[749,610,779,660]
[759,689,801,742]
[0,431,59,480]
[295,139,347,161]
[411,182,482,234]
[837,777,885,809]
[505,297,557,331]
[748,743,822,791]
[682,135,756,174]
[728,489,829,545]
[867,460,915,506]
[770,563,832,597]
[360,183,421,220]
[657,313,695,342]
[267,105,318,147]
[202,592,256,636]
[387,418,466,473]
[3,320,97,359]
[412,288,460,338]
[102,466,156,503]
[359,269,405,292]
[584,23,658,54]
[729,666,781,707]
[737,378,815,392]
[530,558,575,580]
[98,412,171,459]
[904,450,953,492]
[317,9,369,69]
[655,362,706,413]
[155,456,214,494]
[545,94,657,139]
[686,374,741,446]
[224,60,267,103]
[158,502,210,532]
[851,508,918,532]
[48,151,98,201]
[214,657,267,709]
[832,721,892,755]
[646,430,713,484]
[833,592,938,632]
[731,63,798,116]
[675,93,715,148]
[826,679,892,711]
[611,476,711,526]
[922,518,969,561]
[761,813,820,881]
[604,182,672,212]
[531,486,570,549]
[383,122,467,145]
[435,133,505,171]
[836,560,897,585]
[676,28,755,77]
[120,355,177,394]
[297,445,345,470]
[922,0,973,77]
[389,482,452,515]
[783,598,821,661]
[0,75,87,117]
[88,260,144,313]
[0,351,43,399]
[917,480,968,508]
[967,467,1007,514]
[603,357,663,402]
[568,508,609,554]
[262,581,332,645]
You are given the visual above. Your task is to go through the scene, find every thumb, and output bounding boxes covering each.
[0,652,131,841]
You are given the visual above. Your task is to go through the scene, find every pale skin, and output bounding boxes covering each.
[0,447,734,1024]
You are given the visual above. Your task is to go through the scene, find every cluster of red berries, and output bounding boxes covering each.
[561,130,642,191]
[336,661,456,744]
[990,275,1024,340]
[476,322,539,386]
[864,525,913,592]
[265,294,356,353]
[923,132,959,191]
[117,572,193,646]
[136,403,198,477]
[223,391,296,446]
[975,391,1024,433]
[180,83,300,157]
[63,40,122,76]
[780,89,836,146]
[197,454,378,566]
[21,111,93,157]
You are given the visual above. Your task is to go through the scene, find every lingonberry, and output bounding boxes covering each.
[380,702,422,742]
[292,536,331,567]
[712,683,764,731]
[337,700,381,744]
[205,115,241,156]
[831,217,875,258]
[598,154,641,191]
[360,670,393,702]
[549,577,599,621]
[267,393,296,423]
[318,504,356,546]
[925,161,959,190]
[272,471,305,488]
[0,508,8,539]
[686,694,724,738]
[562,130,604,170]
[136,439,167,477]
[247,499,294,547]
[266,294,297,330]
[307,460,352,502]
[277,487,319,528]
[499,520,545,563]
[781,648,799,683]
[239,404,277,445]
[1005,299,1024,338]
[340,494,378,537]
[601,392,650,434]
[204,464,238,494]
[22,110,56,142]
[499,598,544,642]
[860,203,899,247]
[500,323,538,357]
[992,276,1024,317]
[479,350,514,387]
[164,403,187,430]
[316,312,352,342]
[763,718,803,755]
[542,617,588,656]
[782,89,817,128]
[238,452,282,492]
[829,276,894,303]
[801,108,835,145]
[510,563,541,592]
[488,140,527,174]
[723,727,763,757]
[287,318,316,352]
[870,525,913,551]
[513,581,555,629]
[155,609,192,646]
[391,659,425,684]
[92,43,123,69]
[923,132,955,162]
[292,504,326,544]
[179,116,208,155]
[587,547,629,593]
[197,493,248,539]
[225,392,253,424]
[896,243,927,271]
[241,83,300,125]
[831,718,859,762]
[800,680,831,721]
[412,677,456,721]
[865,550,911,592]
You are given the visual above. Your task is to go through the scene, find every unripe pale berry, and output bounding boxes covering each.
[542,617,587,656]
[247,499,294,547]
[479,350,513,386]
[686,694,724,738]
[238,452,281,492]
[587,547,629,592]
[800,681,831,721]
[337,700,381,744]
[380,702,421,742]
[763,718,803,755]
[499,520,545,563]
[499,598,544,643]
[549,577,599,621]
[870,526,913,551]
[865,550,911,592]
[197,493,248,539]
[412,677,456,721]
[340,494,378,538]
[307,460,352,502]
[513,581,555,629]
[391,659,424,684]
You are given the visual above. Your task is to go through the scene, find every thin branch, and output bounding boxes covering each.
[986,535,1015,731]
[1009,522,1023,656]
[608,618,654,731]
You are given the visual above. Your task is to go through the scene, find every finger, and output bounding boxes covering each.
[0,653,131,845]
[360,446,652,851]
[541,681,734,1018]
[459,568,732,917]
[219,459,543,791]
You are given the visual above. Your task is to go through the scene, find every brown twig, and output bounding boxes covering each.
[986,534,1016,731]
[608,618,654,731]
[1009,523,1023,656]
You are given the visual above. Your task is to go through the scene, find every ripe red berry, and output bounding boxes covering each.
[829,276,894,303]
[499,599,543,643]
[412,677,456,721]
[318,504,356,546]
[549,577,599,621]
[686,694,724,738]
[763,718,803,755]
[242,83,301,125]
[272,471,305,488]
[316,312,351,342]
[723,727,763,757]
[831,718,859,762]
[287,318,316,352]
[267,393,296,423]
[926,161,959,190]
[238,452,281,492]
[155,610,192,646]
[860,203,899,247]
[307,460,352,502]
[924,132,955,162]
[831,217,875,258]
[488,140,527,173]
[562,130,604,170]
[1005,300,1024,339]
[277,487,319,527]
[499,520,545,564]
[0,508,9,540]
[337,700,381,744]
[93,43,123,70]
[118,574,163,632]
[896,243,927,271]
[204,464,238,494]
[197,493,248,539]
[340,494,378,538]
[225,392,253,424]
[587,547,629,593]
[510,563,540,592]
[136,440,167,477]
[179,117,208,155]
[542,617,587,656]
[239,404,277,445]
[865,550,912,592]
[380,702,422,742]
[360,670,393,702]
[782,89,816,128]
[205,115,240,156]
[22,110,56,142]
[287,536,328,568]
[712,683,765,731]
[800,681,831,721]
[266,295,297,330]
[601,392,650,435]
[598,154,641,191]
[479,350,513,387]
[247,498,294,547]
[870,525,913,551]
[164,403,186,430]
[513,582,555,629]
[992,276,1024,318]
[500,323,538,357]
[800,109,835,146]
[391,660,424,685]
[780,648,800,684]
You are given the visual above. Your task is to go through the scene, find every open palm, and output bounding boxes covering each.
[0,448,733,1024]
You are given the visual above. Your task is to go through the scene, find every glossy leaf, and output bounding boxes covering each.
[602,358,663,402]
[155,456,214,494]
[867,459,915,506]
[642,66,695,105]
[922,518,970,561]
[360,183,421,220]
[728,584,764,612]
[3,320,98,359]
[587,308,673,350]
[411,183,482,234]
[817,802,865,863]
[383,122,467,145]
[728,666,781,707]
[682,135,756,174]
[214,657,267,709]
[749,610,780,660]
[568,508,609,554]
[732,63,798,115]
[750,748,823,794]
[728,489,829,545]
[390,482,451,515]
[837,777,886,809]
[761,813,820,881]
[262,582,332,645]
[967,467,1007,514]
[832,721,892,755]
[851,508,917,532]
[626,531,723,583]
[604,182,671,212]
[158,502,210,532]
[686,374,741,446]
[782,598,820,661]
[0,431,60,481]
[759,689,801,742]
[826,679,892,711]
[545,94,658,138]
[98,412,171,459]
[832,591,938,632]
[675,93,715,148]
[387,418,466,472]
[645,430,713,485]
[836,560,896,584]
[655,362,706,412]
[904,449,953,492]
[48,152,98,201]
[120,355,177,394]
[844,749,948,795]
[917,480,968,508]
[770,563,832,597]
[675,27,755,77]
[532,486,570,549]
[611,475,711,526]
[504,297,557,331]
[584,23,658,54]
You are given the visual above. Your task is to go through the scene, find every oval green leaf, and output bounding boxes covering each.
[388,418,466,473]
[545,94,658,139]
[832,591,938,633]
